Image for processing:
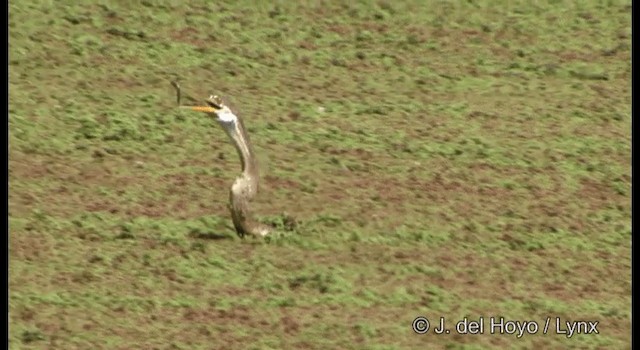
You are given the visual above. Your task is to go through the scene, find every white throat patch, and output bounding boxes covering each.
[217,107,238,123]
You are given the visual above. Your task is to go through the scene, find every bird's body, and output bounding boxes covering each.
[216,106,272,237]
[172,83,271,237]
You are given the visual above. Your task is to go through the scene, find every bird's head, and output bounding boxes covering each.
[172,83,259,173]
[179,94,252,162]
[181,95,239,126]
[171,82,248,157]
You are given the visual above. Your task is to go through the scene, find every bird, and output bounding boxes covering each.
[171,82,272,237]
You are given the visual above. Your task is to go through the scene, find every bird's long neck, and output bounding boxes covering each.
[219,113,271,237]
[222,117,258,178]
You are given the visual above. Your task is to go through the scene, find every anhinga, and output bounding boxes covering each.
[172,82,272,237]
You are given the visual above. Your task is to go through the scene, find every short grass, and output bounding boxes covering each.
[9,1,631,349]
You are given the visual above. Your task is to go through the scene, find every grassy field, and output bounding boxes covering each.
[9,1,631,349]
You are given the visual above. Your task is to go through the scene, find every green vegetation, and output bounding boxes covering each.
[10,1,630,349]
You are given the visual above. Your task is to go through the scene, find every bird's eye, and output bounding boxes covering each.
[206,100,222,109]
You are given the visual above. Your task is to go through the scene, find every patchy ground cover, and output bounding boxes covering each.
[10,1,630,349]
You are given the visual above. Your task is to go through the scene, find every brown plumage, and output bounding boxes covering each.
[219,99,272,237]
[172,83,271,237]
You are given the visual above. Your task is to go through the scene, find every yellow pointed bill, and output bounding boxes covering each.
[180,105,218,113]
